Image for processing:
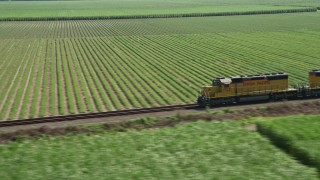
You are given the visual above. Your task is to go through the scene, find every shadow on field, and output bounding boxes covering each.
[256,124,320,177]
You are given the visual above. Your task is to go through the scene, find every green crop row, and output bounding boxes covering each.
[257,115,320,170]
[69,38,105,112]
[0,7,317,22]
[71,38,109,111]
[87,37,146,108]
[15,39,41,120]
[0,40,36,120]
[65,39,95,113]
[1,31,320,120]
[0,13,320,120]
[1,0,319,21]
[0,120,318,179]
[39,40,53,117]
[1,13,320,39]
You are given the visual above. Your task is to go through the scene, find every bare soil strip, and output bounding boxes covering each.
[34,40,49,117]
[1,99,320,142]
[14,40,39,119]
[111,36,173,105]
[73,38,108,111]
[64,39,87,113]
[56,39,69,115]
[0,39,15,70]
[67,39,97,112]
[51,39,59,115]
[60,39,79,114]
[24,40,44,119]
[0,41,18,93]
[0,41,33,119]
[44,39,53,116]
[84,38,128,109]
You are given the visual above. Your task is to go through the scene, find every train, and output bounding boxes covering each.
[197,70,320,107]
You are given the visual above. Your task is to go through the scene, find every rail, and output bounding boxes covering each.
[0,104,198,127]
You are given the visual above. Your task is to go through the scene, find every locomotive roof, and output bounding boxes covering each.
[220,78,232,84]
[214,72,288,85]
[231,72,287,80]
[309,70,320,76]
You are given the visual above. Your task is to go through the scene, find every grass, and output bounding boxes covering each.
[0,0,319,20]
[0,13,320,120]
[2,12,320,39]
[257,115,320,170]
[0,120,318,179]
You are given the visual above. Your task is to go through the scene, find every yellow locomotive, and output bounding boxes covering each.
[197,70,320,106]
[309,70,320,88]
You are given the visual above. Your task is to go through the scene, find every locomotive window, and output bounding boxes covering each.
[213,80,220,86]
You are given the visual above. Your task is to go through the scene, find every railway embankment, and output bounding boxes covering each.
[1,99,320,144]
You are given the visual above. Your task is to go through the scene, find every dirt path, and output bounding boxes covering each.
[1,98,319,133]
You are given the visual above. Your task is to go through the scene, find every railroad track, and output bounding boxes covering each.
[0,104,198,127]
[1,98,320,129]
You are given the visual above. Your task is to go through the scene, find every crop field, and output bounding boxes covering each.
[0,13,320,120]
[0,120,318,179]
[257,115,320,170]
[0,0,319,20]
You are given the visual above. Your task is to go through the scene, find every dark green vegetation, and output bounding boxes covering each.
[1,102,320,179]
[257,115,320,170]
[0,12,320,120]
[0,120,318,179]
[0,0,319,20]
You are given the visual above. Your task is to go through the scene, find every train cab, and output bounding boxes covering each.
[197,72,291,106]
[309,70,320,88]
